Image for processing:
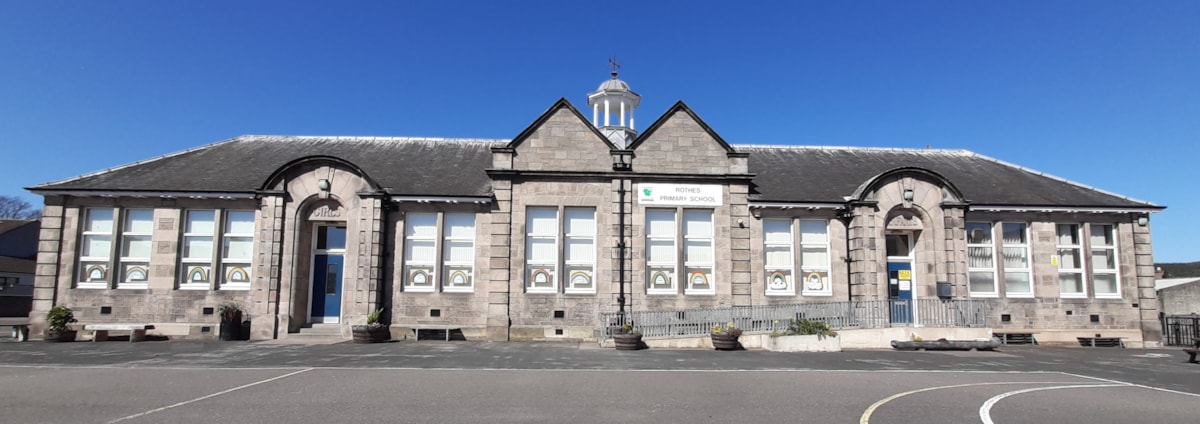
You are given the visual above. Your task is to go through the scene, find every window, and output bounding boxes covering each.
[1001,223,1032,297]
[404,212,477,292]
[116,209,153,289]
[683,210,714,294]
[178,210,255,290]
[646,209,678,294]
[966,222,997,297]
[180,210,216,290]
[764,219,794,295]
[78,208,115,289]
[1056,223,1085,298]
[1090,224,1120,298]
[564,208,596,294]
[443,213,476,293]
[524,207,595,294]
[404,213,438,292]
[220,211,255,290]
[798,220,830,296]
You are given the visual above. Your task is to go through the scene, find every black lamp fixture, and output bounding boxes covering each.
[1137,215,1149,227]
[902,189,915,202]
[611,150,633,171]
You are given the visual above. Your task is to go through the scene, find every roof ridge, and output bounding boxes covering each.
[966,151,1161,208]
[28,136,247,190]
[242,135,510,144]
[733,144,972,154]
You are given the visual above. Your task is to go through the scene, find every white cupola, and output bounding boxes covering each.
[587,62,641,148]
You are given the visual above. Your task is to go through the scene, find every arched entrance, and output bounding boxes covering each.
[885,210,923,325]
[306,200,347,324]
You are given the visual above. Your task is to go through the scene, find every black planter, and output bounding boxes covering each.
[352,325,391,343]
[43,330,77,342]
[613,333,644,350]
[220,311,243,341]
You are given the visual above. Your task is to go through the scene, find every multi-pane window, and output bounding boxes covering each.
[442,213,476,293]
[1001,223,1032,297]
[798,220,830,296]
[179,210,254,290]
[645,209,716,295]
[764,219,794,295]
[220,211,254,290]
[1056,223,1086,298]
[404,212,477,293]
[564,208,596,294]
[117,209,153,289]
[966,222,997,296]
[1090,224,1120,298]
[404,213,438,292]
[524,207,596,294]
[526,207,559,293]
[646,209,678,294]
[180,210,216,290]
[78,208,115,289]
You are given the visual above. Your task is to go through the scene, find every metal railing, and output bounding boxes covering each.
[599,299,992,343]
[1162,314,1200,347]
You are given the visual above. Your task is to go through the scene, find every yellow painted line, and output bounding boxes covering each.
[859,381,1092,424]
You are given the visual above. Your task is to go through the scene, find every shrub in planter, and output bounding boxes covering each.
[611,322,644,350]
[217,303,244,341]
[710,322,743,351]
[44,305,77,342]
[352,308,391,343]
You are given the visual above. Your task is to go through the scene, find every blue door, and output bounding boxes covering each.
[888,261,913,324]
[311,255,343,321]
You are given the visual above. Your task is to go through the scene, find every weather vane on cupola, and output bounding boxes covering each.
[609,55,621,78]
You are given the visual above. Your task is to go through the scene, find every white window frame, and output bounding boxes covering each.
[525,207,559,294]
[116,209,154,289]
[1000,222,1033,298]
[78,208,116,289]
[645,209,679,295]
[798,219,832,296]
[563,207,597,295]
[763,219,794,296]
[219,210,255,291]
[179,210,217,290]
[1056,223,1086,298]
[1090,224,1121,299]
[404,212,439,293]
[683,209,715,295]
[966,222,998,298]
[442,213,476,293]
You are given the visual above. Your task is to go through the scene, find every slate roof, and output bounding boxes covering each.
[741,145,1159,209]
[31,136,504,198]
[1156,278,1200,291]
[30,136,1160,210]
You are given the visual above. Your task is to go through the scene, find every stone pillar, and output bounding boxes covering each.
[848,204,881,300]
[1133,218,1162,347]
[487,179,513,341]
[942,206,967,297]
[29,198,67,335]
[252,195,285,340]
[729,183,752,306]
[354,197,384,320]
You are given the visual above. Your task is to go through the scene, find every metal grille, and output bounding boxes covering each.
[599,299,991,342]
[1162,315,1200,347]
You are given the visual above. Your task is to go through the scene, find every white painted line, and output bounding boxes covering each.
[979,384,1127,424]
[1059,371,1200,398]
[858,381,1090,424]
[105,368,312,424]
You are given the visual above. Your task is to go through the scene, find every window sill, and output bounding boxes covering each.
[219,285,250,291]
[525,288,557,294]
[403,286,436,293]
[766,290,796,297]
[969,293,999,298]
[178,284,210,291]
[442,287,474,293]
[684,290,715,296]
[1005,293,1035,299]
[801,291,833,297]
[564,289,596,295]
[1060,293,1088,299]
[117,283,149,290]
[75,283,108,290]
[647,290,677,296]
[1094,293,1122,300]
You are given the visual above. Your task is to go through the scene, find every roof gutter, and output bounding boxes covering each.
[27,190,257,200]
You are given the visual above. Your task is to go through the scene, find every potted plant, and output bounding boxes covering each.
[44,305,77,342]
[611,322,644,350]
[710,321,743,351]
[352,308,391,343]
[217,303,243,341]
[766,319,841,352]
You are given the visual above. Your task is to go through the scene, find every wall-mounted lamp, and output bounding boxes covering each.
[902,189,915,202]
[611,150,633,171]
[737,218,746,228]
[317,179,331,191]
[751,208,762,219]
[1137,216,1149,227]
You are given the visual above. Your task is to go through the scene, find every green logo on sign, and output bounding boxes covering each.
[642,188,652,197]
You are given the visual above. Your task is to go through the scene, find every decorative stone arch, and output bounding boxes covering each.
[849,167,966,204]
[252,155,388,339]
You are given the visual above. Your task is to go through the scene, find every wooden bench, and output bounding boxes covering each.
[1184,338,1200,364]
[83,324,151,342]
[1077,336,1124,348]
[994,332,1038,345]
[0,317,31,342]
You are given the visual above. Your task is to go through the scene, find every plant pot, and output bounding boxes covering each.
[352,325,391,343]
[613,333,644,350]
[220,311,243,341]
[711,332,740,351]
[43,330,77,342]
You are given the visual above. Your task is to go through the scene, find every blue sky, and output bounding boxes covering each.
[2,1,1197,262]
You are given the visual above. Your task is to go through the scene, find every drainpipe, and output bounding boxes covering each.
[271,188,288,340]
[837,209,855,302]
[617,178,627,324]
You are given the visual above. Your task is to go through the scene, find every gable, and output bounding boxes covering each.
[630,102,739,175]
[503,99,615,173]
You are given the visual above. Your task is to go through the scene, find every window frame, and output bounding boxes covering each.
[218,210,255,291]
[797,219,832,296]
[77,207,117,289]
[682,209,715,295]
[441,213,477,293]
[1090,224,1121,299]
[403,212,440,293]
[179,210,218,290]
[763,218,795,296]
[563,207,597,295]
[1000,222,1033,298]
[1056,223,1087,298]
[966,221,998,298]
[645,208,680,295]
